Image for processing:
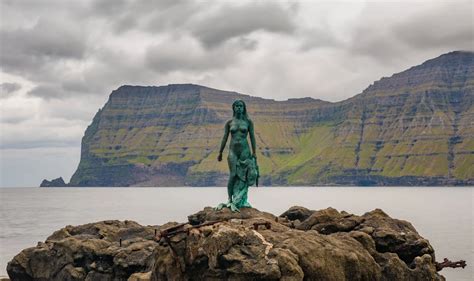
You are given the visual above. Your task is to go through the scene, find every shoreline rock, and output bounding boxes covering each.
[39,177,67,187]
[7,207,446,280]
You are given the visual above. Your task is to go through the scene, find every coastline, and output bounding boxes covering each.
[1,187,472,280]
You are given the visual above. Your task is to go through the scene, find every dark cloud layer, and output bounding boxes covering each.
[348,1,473,63]
[27,85,64,100]
[0,82,21,97]
[0,19,86,76]
[89,0,196,34]
[393,3,473,50]
[144,35,253,73]
[191,2,297,48]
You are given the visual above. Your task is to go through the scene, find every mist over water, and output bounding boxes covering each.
[0,187,472,280]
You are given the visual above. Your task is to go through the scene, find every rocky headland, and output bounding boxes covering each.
[7,206,452,280]
[43,51,474,187]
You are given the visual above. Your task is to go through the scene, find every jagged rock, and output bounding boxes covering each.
[295,207,359,232]
[7,207,446,281]
[8,220,159,281]
[291,207,434,266]
[357,209,435,265]
[279,205,314,222]
[40,177,67,187]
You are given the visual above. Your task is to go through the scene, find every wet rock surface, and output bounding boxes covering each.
[7,207,446,281]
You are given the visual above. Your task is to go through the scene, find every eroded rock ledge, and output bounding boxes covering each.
[7,207,445,281]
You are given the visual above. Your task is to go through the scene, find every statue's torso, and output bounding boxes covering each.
[229,119,250,160]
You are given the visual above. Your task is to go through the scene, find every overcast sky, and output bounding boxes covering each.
[0,0,473,187]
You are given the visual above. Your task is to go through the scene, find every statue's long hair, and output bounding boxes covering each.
[232,99,249,121]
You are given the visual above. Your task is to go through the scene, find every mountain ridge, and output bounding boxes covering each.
[44,51,473,187]
[361,51,474,98]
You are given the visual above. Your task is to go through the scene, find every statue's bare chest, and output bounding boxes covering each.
[230,120,248,134]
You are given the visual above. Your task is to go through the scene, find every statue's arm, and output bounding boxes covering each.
[218,120,230,161]
[249,119,257,158]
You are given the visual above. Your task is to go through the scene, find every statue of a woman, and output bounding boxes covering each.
[216,100,259,212]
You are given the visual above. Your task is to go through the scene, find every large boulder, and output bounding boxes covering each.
[7,207,446,281]
[286,207,435,266]
[279,205,314,222]
[7,220,159,281]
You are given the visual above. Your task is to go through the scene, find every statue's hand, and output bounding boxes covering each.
[217,153,223,162]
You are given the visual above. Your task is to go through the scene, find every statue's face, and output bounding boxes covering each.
[234,102,244,114]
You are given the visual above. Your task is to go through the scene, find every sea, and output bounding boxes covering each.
[0,187,472,280]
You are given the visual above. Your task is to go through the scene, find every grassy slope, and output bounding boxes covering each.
[82,90,473,184]
[72,52,474,186]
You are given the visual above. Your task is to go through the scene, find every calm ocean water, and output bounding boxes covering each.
[0,187,472,280]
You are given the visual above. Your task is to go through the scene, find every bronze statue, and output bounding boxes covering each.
[216,100,259,212]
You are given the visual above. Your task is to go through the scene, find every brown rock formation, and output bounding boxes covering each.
[7,207,448,280]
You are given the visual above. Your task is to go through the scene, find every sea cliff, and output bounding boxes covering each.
[7,207,447,280]
[47,51,473,187]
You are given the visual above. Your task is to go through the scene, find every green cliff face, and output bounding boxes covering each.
[69,51,474,186]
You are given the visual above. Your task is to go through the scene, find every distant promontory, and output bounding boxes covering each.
[43,51,474,187]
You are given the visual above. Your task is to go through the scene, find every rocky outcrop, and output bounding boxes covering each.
[7,220,160,281]
[61,51,473,187]
[40,177,67,187]
[7,207,447,280]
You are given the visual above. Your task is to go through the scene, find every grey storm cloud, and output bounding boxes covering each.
[0,19,86,75]
[0,114,30,125]
[191,2,297,48]
[28,85,64,100]
[299,27,341,51]
[90,0,128,15]
[27,82,102,100]
[91,0,184,16]
[348,1,474,62]
[89,0,138,33]
[393,3,473,50]
[90,0,194,34]
[0,82,21,98]
[78,0,295,41]
[145,38,236,73]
